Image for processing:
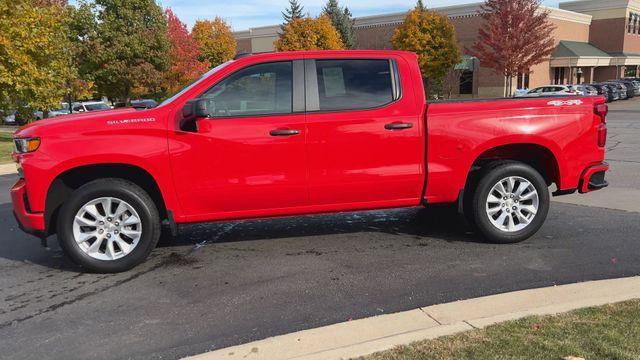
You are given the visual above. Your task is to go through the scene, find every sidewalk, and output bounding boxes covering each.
[185,277,640,360]
[0,163,16,176]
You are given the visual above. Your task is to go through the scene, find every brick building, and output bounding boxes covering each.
[234,0,640,98]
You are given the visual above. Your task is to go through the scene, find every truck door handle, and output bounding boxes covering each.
[270,129,301,137]
[385,122,413,130]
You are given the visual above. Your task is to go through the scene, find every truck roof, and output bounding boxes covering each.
[235,50,418,61]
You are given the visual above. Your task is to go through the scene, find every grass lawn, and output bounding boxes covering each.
[0,132,14,164]
[361,300,640,360]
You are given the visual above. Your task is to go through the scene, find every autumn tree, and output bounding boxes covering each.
[392,1,461,85]
[0,0,74,123]
[323,0,356,49]
[192,18,237,68]
[85,0,170,102]
[275,16,344,51]
[282,0,305,29]
[470,0,556,97]
[165,9,210,95]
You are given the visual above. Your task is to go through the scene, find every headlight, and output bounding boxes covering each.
[14,138,41,154]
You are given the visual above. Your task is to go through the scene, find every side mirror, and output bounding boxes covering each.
[180,98,214,132]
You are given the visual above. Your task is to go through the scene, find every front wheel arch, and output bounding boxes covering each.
[45,164,167,236]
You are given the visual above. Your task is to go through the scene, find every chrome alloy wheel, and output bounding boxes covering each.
[485,176,539,233]
[72,197,142,261]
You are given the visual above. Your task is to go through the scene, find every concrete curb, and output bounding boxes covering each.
[184,277,640,360]
[0,163,16,176]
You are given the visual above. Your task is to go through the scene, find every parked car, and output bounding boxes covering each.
[48,103,71,118]
[72,101,112,113]
[575,85,598,96]
[515,85,582,97]
[589,84,614,102]
[131,99,158,109]
[11,50,610,273]
[605,82,629,100]
[619,80,640,96]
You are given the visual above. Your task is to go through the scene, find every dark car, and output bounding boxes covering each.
[589,84,613,102]
[131,99,158,109]
[605,82,629,100]
[617,80,639,97]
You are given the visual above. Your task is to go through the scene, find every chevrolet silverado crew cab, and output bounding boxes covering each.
[11,51,610,273]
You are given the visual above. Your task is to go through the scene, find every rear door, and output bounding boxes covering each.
[304,56,425,209]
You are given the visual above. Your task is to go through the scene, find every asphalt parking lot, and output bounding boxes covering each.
[1,100,639,360]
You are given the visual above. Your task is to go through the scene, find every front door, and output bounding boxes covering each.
[304,57,425,209]
[169,61,308,221]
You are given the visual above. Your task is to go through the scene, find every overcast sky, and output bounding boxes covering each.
[74,0,563,31]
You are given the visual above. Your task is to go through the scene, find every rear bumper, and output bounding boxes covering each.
[11,179,46,237]
[579,162,609,194]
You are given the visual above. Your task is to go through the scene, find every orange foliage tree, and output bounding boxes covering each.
[165,9,210,94]
[275,16,344,51]
[192,17,237,67]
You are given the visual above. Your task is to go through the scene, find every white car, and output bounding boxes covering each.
[72,101,112,113]
[515,85,583,97]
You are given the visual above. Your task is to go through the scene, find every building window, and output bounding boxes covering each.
[516,72,530,89]
[629,14,634,33]
[459,70,473,94]
[554,68,565,85]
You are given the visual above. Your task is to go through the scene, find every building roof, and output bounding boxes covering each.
[552,41,611,58]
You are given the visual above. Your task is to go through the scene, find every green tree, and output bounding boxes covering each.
[275,16,344,51]
[322,0,356,49]
[392,1,461,87]
[282,0,305,29]
[0,0,74,122]
[192,18,237,68]
[86,0,171,102]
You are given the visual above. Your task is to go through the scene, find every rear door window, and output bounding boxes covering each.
[313,59,395,111]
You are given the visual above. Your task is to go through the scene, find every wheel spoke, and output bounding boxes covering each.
[515,182,530,197]
[75,215,96,227]
[84,204,101,220]
[487,194,502,203]
[100,198,112,216]
[87,235,105,255]
[123,215,140,227]
[105,240,116,260]
[506,177,516,193]
[487,206,502,216]
[113,201,128,219]
[521,205,538,215]
[516,210,531,225]
[506,213,516,231]
[495,212,508,228]
[76,231,96,244]
[121,228,142,238]
[495,182,507,196]
[520,191,537,200]
[115,238,132,254]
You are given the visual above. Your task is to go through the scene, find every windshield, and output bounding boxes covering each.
[85,103,110,111]
[159,61,233,107]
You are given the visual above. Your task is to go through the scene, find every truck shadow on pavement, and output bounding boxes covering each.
[0,202,481,271]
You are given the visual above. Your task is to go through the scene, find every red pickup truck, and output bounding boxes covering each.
[11,50,609,272]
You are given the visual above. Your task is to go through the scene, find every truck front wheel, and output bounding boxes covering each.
[470,162,550,244]
[56,179,161,273]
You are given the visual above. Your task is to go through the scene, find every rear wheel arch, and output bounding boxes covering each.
[466,143,561,189]
[45,164,167,235]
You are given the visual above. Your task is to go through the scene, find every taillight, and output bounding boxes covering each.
[598,124,608,147]
[595,103,608,147]
[595,103,608,123]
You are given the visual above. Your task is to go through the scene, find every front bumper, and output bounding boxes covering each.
[579,162,609,194]
[11,179,46,237]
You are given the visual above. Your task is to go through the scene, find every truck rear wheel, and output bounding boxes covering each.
[56,179,161,273]
[470,162,549,244]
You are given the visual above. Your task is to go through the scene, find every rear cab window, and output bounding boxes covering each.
[311,59,400,112]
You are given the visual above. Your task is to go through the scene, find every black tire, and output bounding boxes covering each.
[469,161,549,244]
[57,179,161,273]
